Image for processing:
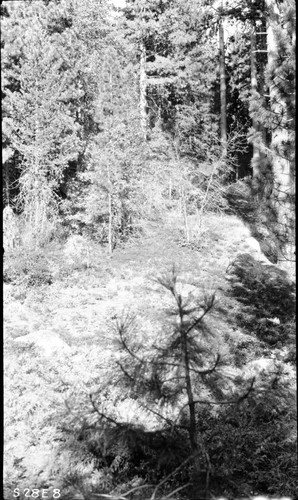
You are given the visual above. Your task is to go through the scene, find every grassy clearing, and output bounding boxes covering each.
[3,211,296,499]
[4,212,250,355]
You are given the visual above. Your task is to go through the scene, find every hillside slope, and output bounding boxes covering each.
[4,212,291,354]
[3,211,296,499]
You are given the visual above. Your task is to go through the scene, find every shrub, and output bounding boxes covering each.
[3,247,53,287]
[207,383,297,497]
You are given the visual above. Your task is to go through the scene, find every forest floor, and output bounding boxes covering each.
[4,212,271,361]
[3,210,296,499]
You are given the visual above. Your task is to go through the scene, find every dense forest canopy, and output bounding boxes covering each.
[2,1,296,499]
[2,0,295,263]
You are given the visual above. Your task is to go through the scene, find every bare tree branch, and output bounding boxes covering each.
[116,361,136,384]
[89,393,119,426]
[184,293,216,335]
[138,401,177,429]
[188,354,221,375]
[175,377,256,423]
[121,483,155,497]
[162,482,191,499]
[117,319,146,365]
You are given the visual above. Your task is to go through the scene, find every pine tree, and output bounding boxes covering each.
[100,268,256,497]
[224,0,268,179]
[1,2,24,210]
[82,44,143,251]
[2,0,113,244]
[225,27,252,179]
[222,0,295,267]
[2,1,82,243]
[122,0,220,158]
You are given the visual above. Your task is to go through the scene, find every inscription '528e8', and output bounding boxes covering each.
[13,489,61,499]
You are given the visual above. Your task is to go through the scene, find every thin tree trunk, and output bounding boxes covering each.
[250,10,268,191]
[179,315,201,496]
[107,68,114,256]
[250,24,261,178]
[107,164,113,256]
[198,163,216,236]
[4,163,10,206]
[219,1,227,155]
[177,299,198,451]
[181,187,190,243]
[182,330,197,453]
[108,192,113,256]
[2,148,14,206]
[139,42,147,139]
[34,107,41,249]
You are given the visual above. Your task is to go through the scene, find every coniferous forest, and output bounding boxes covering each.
[2,1,296,499]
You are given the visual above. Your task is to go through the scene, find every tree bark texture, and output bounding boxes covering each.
[219,5,227,154]
[250,25,261,178]
[139,42,147,139]
[250,14,268,181]
[266,2,292,197]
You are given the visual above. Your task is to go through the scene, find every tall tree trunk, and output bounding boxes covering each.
[107,163,113,256]
[267,1,292,194]
[219,2,227,155]
[250,14,268,182]
[181,186,190,243]
[3,147,14,206]
[139,42,147,139]
[250,24,261,178]
[4,162,10,207]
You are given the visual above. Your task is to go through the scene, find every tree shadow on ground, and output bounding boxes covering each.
[227,252,296,357]
[226,178,295,269]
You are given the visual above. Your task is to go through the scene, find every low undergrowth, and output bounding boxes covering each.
[3,212,297,500]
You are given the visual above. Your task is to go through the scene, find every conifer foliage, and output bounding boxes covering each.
[2,0,296,498]
[85,268,260,498]
[2,0,295,259]
[2,1,82,243]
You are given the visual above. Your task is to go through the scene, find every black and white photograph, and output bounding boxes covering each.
[2,0,296,499]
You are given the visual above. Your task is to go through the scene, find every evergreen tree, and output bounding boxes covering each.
[90,269,257,498]
[1,0,112,243]
[248,0,295,264]
[1,1,24,210]
[225,27,252,178]
[2,1,81,242]
[122,0,220,158]
[81,44,144,250]
[223,0,268,179]
[221,0,295,267]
